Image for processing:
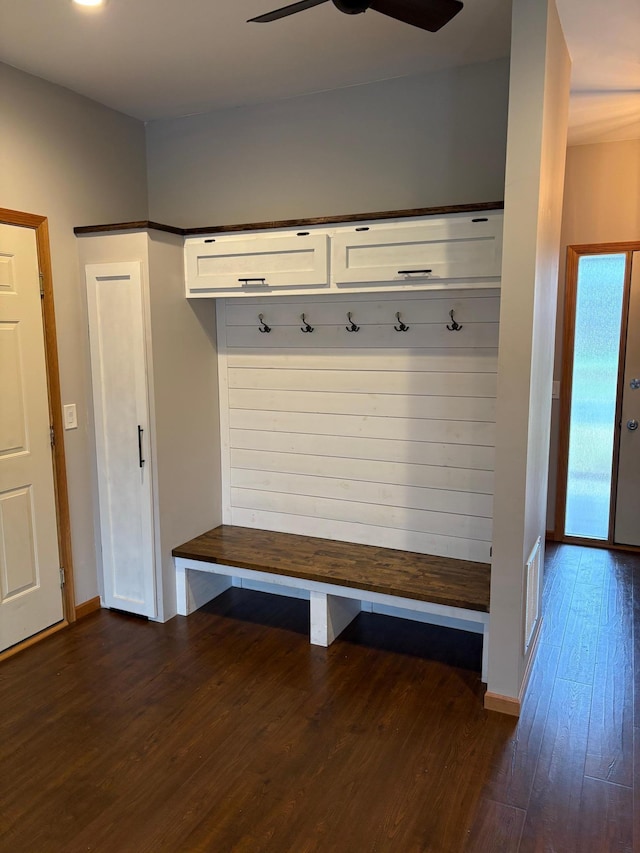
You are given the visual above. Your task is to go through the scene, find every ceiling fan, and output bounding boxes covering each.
[248,0,463,33]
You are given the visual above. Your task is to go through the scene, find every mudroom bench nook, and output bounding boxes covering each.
[172,525,491,682]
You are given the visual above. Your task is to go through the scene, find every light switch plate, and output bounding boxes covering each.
[63,403,78,430]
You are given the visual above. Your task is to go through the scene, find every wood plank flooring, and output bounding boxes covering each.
[0,543,636,852]
[173,525,491,612]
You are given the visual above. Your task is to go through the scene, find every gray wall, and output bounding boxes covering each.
[1,63,148,604]
[547,138,640,530]
[146,59,509,228]
[2,57,508,609]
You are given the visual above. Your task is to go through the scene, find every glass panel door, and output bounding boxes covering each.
[564,254,626,539]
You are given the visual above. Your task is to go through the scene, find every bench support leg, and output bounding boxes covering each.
[176,565,232,616]
[310,592,361,646]
[481,622,489,683]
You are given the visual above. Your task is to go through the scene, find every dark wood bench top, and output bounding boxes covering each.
[173,526,490,613]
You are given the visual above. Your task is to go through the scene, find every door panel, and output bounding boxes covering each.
[0,223,63,651]
[614,251,640,546]
[185,233,329,293]
[0,487,38,597]
[332,213,503,286]
[86,262,156,617]
[0,321,27,454]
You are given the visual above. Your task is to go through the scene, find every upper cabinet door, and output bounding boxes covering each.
[185,232,329,295]
[332,213,503,287]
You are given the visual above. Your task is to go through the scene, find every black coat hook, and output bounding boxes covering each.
[446,309,462,331]
[258,313,271,333]
[394,312,409,332]
[300,313,314,333]
[346,312,360,332]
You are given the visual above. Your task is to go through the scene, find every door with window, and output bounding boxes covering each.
[558,243,640,546]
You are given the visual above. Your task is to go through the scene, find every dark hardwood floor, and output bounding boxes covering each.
[0,543,636,852]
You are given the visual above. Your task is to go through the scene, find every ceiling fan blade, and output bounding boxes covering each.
[369,0,463,32]
[248,0,329,23]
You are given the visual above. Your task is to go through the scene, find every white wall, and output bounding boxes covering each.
[217,289,498,563]
[0,63,148,605]
[146,59,510,228]
[489,0,570,702]
[547,139,640,529]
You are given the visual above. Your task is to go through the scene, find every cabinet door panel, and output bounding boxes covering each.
[332,214,503,286]
[186,233,329,293]
[86,262,156,618]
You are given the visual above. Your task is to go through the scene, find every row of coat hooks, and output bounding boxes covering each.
[258,309,463,334]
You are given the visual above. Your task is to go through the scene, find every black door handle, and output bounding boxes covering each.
[138,425,145,468]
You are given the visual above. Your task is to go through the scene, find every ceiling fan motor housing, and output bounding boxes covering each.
[332,0,371,14]
[249,0,464,32]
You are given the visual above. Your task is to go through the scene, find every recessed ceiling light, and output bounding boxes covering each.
[73,0,105,7]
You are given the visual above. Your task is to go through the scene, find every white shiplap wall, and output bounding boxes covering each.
[217,290,499,562]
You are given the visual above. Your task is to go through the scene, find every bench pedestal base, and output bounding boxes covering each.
[310,591,361,646]
[175,558,489,682]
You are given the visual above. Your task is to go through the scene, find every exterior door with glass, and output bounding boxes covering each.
[560,245,640,546]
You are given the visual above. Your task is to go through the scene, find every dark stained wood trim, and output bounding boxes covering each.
[73,201,504,237]
[173,525,491,613]
[75,596,101,620]
[74,220,184,236]
[0,207,76,625]
[183,201,505,236]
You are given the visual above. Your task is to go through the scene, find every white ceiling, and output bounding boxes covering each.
[556,0,640,144]
[0,0,638,145]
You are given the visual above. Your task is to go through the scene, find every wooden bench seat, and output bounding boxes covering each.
[173,525,491,680]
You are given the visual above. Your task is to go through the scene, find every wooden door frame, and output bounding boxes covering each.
[555,241,640,549]
[0,207,76,639]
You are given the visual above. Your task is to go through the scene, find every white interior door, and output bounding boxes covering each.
[614,251,640,546]
[0,223,63,651]
[86,262,156,618]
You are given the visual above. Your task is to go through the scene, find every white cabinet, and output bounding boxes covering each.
[331,212,503,287]
[80,230,220,622]
[86,261,156,617]
[184,210,503,298]
[185,232,329,295]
